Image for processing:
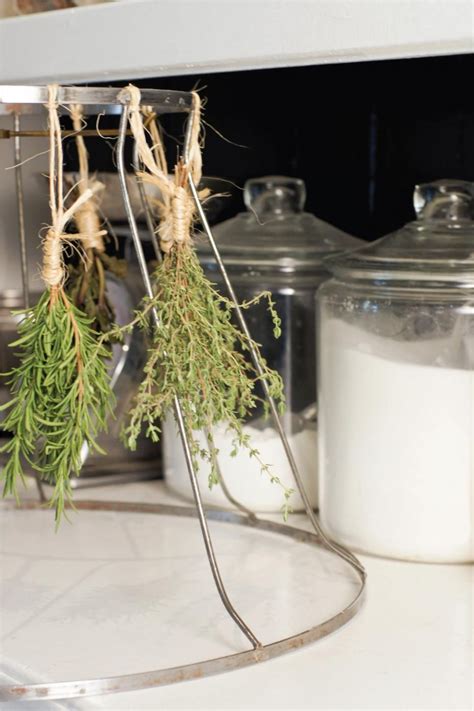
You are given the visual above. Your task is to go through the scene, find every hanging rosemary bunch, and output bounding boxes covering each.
[0,86,113,523]
[65,104,126,339]
[116,85,292,511]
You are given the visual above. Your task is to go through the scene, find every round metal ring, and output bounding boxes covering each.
[0,499,366,703]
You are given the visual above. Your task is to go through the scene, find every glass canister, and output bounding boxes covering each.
[163,176,362,511]
[318,179,474,563]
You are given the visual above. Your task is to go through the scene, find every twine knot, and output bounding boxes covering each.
[122,84,203,253]
[42,228,63,287]
[74,203,106,252]
[41,93,108,288]
[70,104,106,256]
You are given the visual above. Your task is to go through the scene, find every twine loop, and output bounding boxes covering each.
[121,84,203,252]
[70,104,106,255]
[42,87,106,288]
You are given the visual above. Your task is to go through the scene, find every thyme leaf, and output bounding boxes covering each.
[106,243,293,509]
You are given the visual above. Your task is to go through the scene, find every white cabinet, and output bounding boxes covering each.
[0,0,472,84]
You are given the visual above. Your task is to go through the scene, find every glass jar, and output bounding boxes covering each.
[318,179,474,563]
[163,176,361,512]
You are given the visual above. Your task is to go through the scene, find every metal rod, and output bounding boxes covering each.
[133,143,161,262]
[184,111,365,577]
[189,173,364,575]
[206,427,257,519]
[0,128,133,139]
[12,112,47,505]
[0,85,193,113]
[13,114,29,310]
[116,104,261,649]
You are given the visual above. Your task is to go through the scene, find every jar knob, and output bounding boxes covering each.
[414,180,474,221]
[244,176,306,218]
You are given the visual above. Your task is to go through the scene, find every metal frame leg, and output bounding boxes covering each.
[183,108,365,578]
[117,105,261,649]
[205,427,257,519]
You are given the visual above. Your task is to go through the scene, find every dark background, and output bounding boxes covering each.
[65,53,474,243]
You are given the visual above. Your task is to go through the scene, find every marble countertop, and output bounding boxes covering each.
[1,479,472,711]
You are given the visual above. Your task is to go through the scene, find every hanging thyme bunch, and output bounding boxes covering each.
[123,244,288,499]
[0,86,113,523]
[66,104,126,338]
[116,85,292,511]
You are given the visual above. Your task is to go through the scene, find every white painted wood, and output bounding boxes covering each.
[0,0,472,84]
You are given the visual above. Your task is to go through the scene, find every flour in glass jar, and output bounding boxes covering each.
[163,416,318,512]
[318,319,474,563]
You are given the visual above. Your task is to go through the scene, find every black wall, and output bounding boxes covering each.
[68,53,474,242]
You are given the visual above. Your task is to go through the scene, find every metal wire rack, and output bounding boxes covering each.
[0,84,366,703]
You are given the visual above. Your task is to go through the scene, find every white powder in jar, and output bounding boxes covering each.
[163,417,318,512]
[319,319,474,563]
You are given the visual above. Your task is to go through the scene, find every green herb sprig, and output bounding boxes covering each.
[67,252,127,337]
[115,86,294,517]
[0,88,115,525]
[0,286,113,524]
[105,244,293,517]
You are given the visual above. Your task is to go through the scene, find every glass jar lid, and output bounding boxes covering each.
[326,180,474,285]
[197,176,361,273]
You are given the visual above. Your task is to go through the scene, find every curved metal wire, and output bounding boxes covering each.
[0,499,366,703]
[182,100,365,579]
[116,104,261,650]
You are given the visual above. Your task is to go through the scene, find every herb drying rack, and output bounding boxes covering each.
[0,84,366,703]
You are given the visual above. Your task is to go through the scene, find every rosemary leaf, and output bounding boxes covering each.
[1,288,114,524]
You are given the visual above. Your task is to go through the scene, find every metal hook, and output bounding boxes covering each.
[117,100,262,649]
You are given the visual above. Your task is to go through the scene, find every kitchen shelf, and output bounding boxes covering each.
[0,0,472,84]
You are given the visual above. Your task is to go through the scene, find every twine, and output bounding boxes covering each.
[70,104,106,254]
[42,86,101,288]
[121,84,203,253]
